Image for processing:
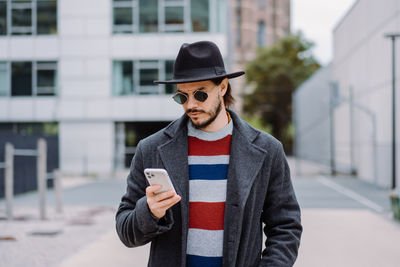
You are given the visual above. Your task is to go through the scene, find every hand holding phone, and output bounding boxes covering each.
[144,168,180,219]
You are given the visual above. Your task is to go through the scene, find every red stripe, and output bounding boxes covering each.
[189,202,225,230]
[188,135,231,156]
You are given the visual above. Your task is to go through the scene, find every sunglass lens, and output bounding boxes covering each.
[173,93,187,104]
[194,91,208,102]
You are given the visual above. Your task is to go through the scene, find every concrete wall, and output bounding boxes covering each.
[293,65,332,167]
[332,0,400,187]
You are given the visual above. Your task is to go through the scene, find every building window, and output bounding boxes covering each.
[235,0,241,46]
[257,21,266,46]
[0,122,58,135]
[37,0,57,34]
[11,0,33,35]
[113,0,136,33]
[0,0,57,35]
[138,60,159,93]
[0,0,7,35]
[164,2,184,32]
[0,60,57,97]
[112,61,134,95]
[257,0,266,8]
[12,62,32,96]
[165,60,174,94]
[112,0,212,34]
[113,59,174,95]
[191,0,209,32]
[139,0,157,33]
[0,62,8,96]
[36,61,57,96]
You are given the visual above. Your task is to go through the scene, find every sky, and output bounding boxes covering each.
[292,0,357,66]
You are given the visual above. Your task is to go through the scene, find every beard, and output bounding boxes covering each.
[187,98,223,130]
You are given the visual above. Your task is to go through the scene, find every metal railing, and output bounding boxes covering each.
[1,139,63,220]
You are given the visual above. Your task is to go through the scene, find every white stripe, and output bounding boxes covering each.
[188,155,230,165]
[187,229,224,257]
[188,120,233,141]
[317,176,384,213]
[189,180,227,202]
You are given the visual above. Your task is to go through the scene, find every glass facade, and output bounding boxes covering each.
[0,0,57,35]
[0,61,57,97]
[113,59,174,95]
[112,0,217,34]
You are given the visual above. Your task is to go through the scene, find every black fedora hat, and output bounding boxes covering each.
[154,41,245,84]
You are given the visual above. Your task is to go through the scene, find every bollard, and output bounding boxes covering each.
[5,143,14,220]
[53,170,63,213]
[37,139,47,220]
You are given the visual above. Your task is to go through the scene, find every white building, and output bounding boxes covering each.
[332,0,400,188]
[0,0,229,175]
[295,0,400,188]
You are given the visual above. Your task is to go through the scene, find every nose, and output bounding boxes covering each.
[185,94,198,110]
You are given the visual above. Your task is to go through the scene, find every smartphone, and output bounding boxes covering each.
[144,168,176,194]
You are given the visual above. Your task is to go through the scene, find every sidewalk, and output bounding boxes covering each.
[1,162,400,266]
[0,177,126,267]
[295,209,400,267]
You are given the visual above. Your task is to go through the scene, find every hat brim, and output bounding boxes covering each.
[153,71,245,84]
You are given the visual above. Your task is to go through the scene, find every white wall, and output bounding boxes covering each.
[59,121,113,175]
[332,0,400,187]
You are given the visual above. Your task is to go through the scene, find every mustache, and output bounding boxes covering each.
[186,109,205,114]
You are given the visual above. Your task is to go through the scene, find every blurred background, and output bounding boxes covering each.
[1,0,400,266]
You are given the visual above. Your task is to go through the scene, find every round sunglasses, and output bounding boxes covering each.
[172,90,209,105]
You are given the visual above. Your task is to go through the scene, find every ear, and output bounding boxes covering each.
[219,78,229,96]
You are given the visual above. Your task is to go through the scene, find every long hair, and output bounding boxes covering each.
[210,78,235,107]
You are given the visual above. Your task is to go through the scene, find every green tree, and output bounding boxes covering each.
[243,32,320,154]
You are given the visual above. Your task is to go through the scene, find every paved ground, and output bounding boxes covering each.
[1,159,400,267]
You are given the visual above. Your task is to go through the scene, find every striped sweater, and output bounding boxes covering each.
[186,119,233,267]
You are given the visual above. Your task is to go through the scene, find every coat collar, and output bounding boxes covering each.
[163,109,260,143]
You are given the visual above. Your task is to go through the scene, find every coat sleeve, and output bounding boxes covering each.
[260,142,302,266]
[115,141,174,247]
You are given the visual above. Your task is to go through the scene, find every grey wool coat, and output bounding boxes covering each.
[115,110,302,267]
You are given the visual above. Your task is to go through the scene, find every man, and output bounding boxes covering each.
[116,41,302,267]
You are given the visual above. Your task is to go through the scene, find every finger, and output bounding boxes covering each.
[152,190,176,202]
[146,185,162,194]
[147,191,176,207]
[153,194,181,210]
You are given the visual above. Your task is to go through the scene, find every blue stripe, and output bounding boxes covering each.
[187,254,222,267]
[189,164,228,180]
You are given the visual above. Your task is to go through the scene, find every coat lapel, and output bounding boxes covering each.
[158,115,190,266]
[223,111,267,266]
[158,129,189,199]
